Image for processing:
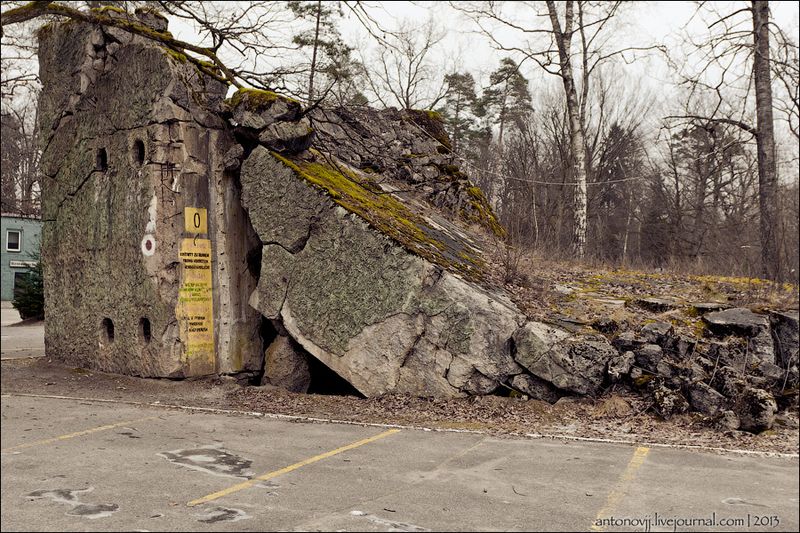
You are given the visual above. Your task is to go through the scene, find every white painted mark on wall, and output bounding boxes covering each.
[145,193,157,233]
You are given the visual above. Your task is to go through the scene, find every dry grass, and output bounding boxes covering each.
[484,245,799,331]
[592,395,634,419]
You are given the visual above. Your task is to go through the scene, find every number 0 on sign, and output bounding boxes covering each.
[184,207,208,234]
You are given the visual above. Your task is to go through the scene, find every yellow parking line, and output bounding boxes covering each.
[590,446,650,531]
[188,428,401,507]
[1,416,158,452]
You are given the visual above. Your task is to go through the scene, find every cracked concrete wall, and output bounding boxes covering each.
[38,19,260,377]
[242,147,525,397]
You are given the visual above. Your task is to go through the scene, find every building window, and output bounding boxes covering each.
[6,230,21,252]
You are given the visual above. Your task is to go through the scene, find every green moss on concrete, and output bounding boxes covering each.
[158,47,225,82]
[162,47,188,63]
[89,5,128,15]
[270,152,485,279]
[466,186,506,238]
[405,109,452,150]
[423,109,443,121]
[228,88,300,111]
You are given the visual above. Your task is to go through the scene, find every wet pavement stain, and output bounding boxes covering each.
[194,506,251,523]
[67,503,120,519]
[26,488,90,504]
[722,497,769,507]
[25,487,119,519]
[158,446,255,478]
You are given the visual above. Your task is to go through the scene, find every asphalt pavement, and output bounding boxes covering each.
[0,301,44,360]
[1,393,798,532]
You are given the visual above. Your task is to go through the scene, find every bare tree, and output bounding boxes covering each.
[2,1,299,92]
[456,1,659,259]
[752,1,780,281]
[667,1,795,280]
[360,19,449,110]
[1,94,41,216]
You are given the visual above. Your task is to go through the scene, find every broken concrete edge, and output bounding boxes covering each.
[5,392,797,459]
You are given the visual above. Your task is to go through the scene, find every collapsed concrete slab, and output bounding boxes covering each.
[239,144,526,397]
[36,12,536,394]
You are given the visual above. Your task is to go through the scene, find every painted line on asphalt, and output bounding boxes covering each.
[1,416,158,452]
[3,392,798,459]
[590,446,650,531]
[187,428,401,507]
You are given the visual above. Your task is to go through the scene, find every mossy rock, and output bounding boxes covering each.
[466,186,506,238]
[405,109,452,151]
[162,47,188,63]
[228,88,300,112]
[271,152,485,280]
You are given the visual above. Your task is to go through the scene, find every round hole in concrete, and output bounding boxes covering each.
[139,317,152,344]
[100,317,115,343]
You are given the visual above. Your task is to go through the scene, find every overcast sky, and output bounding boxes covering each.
[2,0,798,170]
[331,1,800,86]
[165,1,800,117]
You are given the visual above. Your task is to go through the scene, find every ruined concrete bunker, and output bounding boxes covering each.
[38,12,617,399]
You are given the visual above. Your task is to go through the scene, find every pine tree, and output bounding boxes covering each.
[437,72,480,152]
[12,259,43,320]
[288,0,353,104]
[481,58,533,147]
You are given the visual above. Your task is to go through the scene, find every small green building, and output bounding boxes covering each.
[1,213,42,301]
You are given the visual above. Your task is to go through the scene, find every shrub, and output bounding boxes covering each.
[12,259,44,320]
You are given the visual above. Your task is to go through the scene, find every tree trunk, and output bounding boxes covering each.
[307,0,322,105]
[546,0,588,259]
[752,0,780,280]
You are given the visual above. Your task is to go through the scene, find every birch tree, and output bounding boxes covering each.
[457,1,657,259]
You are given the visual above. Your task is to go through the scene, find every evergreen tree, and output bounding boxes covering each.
[12,259,43,320]
[437,72,480,153]
[481,58,533,147]
[319,46,369,106]
[288,0,354,104]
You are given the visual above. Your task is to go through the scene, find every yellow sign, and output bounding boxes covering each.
[184,207,208,234]
[176,237,214,374]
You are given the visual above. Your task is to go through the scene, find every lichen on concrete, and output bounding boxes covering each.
[242,146,524,397]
